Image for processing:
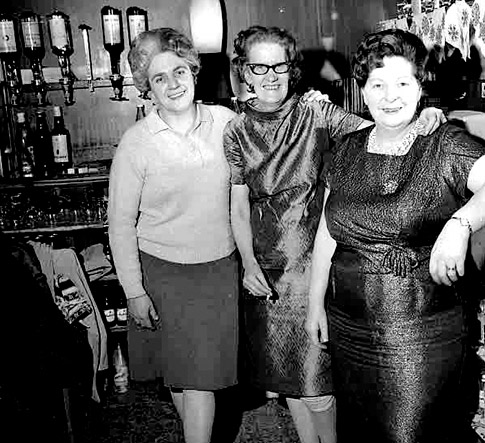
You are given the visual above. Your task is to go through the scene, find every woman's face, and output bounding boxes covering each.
[244,42,290,111]
[362,55,422,131]
[147,51,195,116]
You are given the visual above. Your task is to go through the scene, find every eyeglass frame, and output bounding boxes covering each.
[246,62,292,75]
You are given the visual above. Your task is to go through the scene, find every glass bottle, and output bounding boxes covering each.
[135,103,146,121]
[113,342,129,394]
[101,6,124,75]
[19,11,47,105]
[15,112,35,178]
[50,106,73,175]
[47,10,75,105]
[115,292,128,327]
[47,10,73,62]
[126,6,148,44]
[0,13,22,106]
[101,6,126,100]
[34,110,53,178]
[103,293,116,327]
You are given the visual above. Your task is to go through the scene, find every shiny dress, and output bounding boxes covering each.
[224,94,363,396]
[325,122,485,442]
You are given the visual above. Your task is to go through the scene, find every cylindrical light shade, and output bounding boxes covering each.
[189,0,223,53]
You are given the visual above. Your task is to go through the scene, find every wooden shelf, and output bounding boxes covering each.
[3,223,107,235]
[0,174,109,189]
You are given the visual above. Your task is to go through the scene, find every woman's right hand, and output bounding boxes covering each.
[128,294,160,330]
[243,261,273,298]
[305,305,329,348]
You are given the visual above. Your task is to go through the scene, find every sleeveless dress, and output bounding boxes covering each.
[224,94,363,396]
[325,122,485,442]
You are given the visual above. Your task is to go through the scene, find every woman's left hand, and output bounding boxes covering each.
[429,218,470,286]
[417,107,447,136]
[301,89,331,103]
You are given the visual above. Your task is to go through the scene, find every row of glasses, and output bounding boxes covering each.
[0,188,108,231]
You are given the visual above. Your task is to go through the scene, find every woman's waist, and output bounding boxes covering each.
[333,243,433,278]
[329,245,464,320]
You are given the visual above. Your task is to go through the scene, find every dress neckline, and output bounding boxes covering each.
[244,94,299,121]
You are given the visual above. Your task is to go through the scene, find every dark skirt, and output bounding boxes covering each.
[127,251,239,390]
[327,251,477,443]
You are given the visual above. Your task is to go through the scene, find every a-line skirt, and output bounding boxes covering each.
[127,250,239,390]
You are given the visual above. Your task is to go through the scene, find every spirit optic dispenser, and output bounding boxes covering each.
[19,11,48,106]
[47,10,75,105]
[101,6,127,101]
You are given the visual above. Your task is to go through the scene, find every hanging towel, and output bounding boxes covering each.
[29,241,108,402]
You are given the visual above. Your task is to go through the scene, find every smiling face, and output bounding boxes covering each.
[147,51,195,118]
[362,55,422,132]
[244,42,290,112]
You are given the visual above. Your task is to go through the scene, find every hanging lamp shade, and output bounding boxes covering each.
[189,0,224,53]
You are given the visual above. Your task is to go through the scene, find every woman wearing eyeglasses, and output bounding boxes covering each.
[223,25,445,443]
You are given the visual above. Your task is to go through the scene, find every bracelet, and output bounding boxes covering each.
[450,216,473,235]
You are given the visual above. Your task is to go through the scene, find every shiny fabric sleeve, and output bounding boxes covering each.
[223,119,246,185]
[441,123,485,199]
[319,102,366,141]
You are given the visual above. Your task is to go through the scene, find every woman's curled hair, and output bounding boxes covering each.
[128,28,201,93]
[232,25,303,92]
[352,29,429,88]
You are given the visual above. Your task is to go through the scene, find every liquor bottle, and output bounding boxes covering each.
[103,293,116,327]
[47,10,73,61]
[135,103,146,121]
[115,292,128,327]
[15,112,35,178]
[19,11,47,105]
[101,6,124,75]
[19,11,45,61]
[47,10,75,105]
[34,110,53,178]
[0,14,23,107]
[50,106,73,175]
[0,13,20,61]
[126,6,148,44]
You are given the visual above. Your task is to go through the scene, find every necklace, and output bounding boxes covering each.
[367,119,422,156]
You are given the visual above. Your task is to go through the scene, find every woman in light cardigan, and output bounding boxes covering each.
[108,28,238,443]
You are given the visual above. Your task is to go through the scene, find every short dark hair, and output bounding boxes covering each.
[128,28,201,93]
[352,29,429,88]
[232,25,303,93]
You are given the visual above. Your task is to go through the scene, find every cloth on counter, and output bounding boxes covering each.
[29,241,108,402]
[79,242,113,282]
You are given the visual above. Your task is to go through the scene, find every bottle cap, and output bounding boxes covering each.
[16,112,25,123]
[53,106,62,117]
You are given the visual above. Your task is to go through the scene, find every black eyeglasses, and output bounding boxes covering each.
[246,62,291,75]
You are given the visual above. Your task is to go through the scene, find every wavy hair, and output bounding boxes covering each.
[232,26,303,93]
[352,29,429,88]
[128,28,201,93]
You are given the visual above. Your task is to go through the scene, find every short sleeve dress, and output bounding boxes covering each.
[325,122,485,442]
[224,94,364,396]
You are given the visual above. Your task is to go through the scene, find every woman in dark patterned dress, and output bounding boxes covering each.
[224,26,444,443]
[307,29,485,443]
